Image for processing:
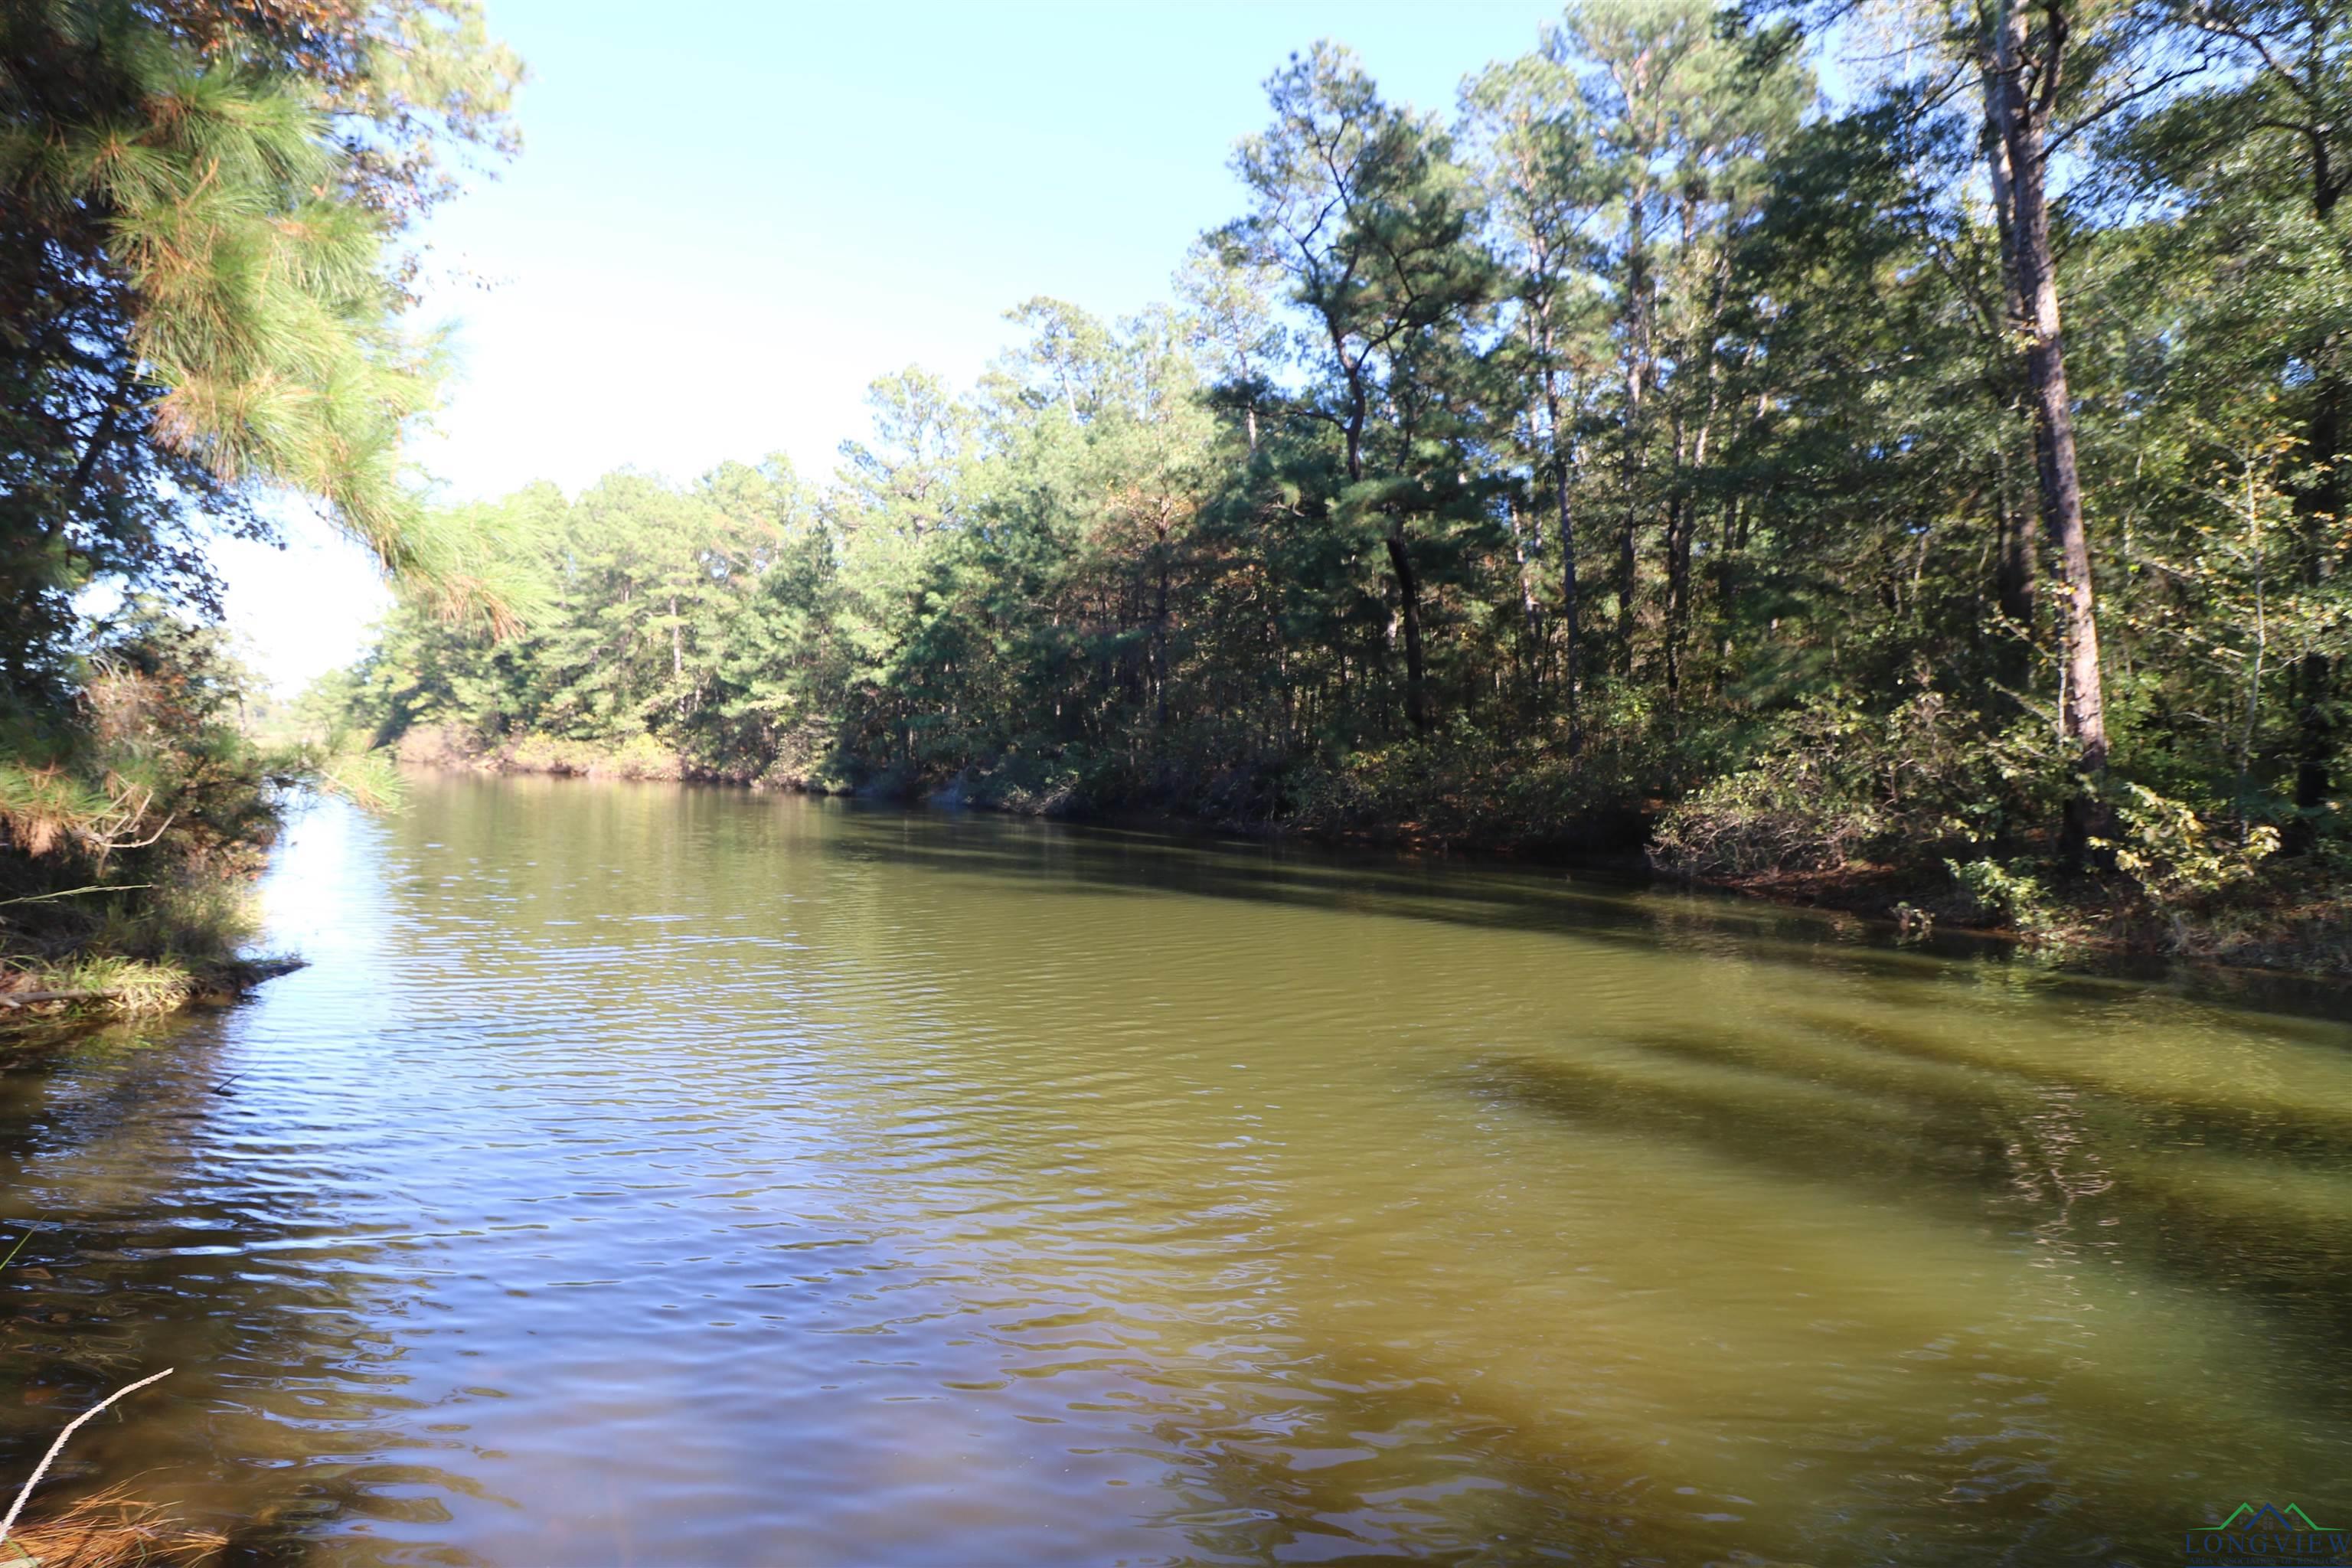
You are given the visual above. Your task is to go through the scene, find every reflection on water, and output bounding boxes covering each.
[1,771,2348,1565]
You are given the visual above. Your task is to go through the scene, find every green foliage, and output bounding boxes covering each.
[1,608,273,972]
[1945,858,2057,938]
[0,0,524,720]
[0,0,518,1003]
[2107,782,2282,905]
[309,743,406,813]
[316,0,2347,969]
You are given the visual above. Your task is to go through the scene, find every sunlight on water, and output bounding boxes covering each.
[2,773,2347,1565]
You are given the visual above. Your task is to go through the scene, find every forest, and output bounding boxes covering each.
[2,0,2348,1001]
[318,0,2350,967]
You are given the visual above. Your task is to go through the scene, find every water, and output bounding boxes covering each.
[2,773,2349,1566]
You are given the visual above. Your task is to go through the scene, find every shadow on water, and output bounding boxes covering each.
[804,796,2352,1027]
[1131,1341,1704,1566]
[1474,1029,2352,1354]
[1438,1055,2352,1564]
[1106,1053,2321,1566]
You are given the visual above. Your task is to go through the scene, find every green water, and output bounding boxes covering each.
[2,771,2347,1564]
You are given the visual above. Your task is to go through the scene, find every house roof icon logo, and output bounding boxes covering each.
[2187,1504,2350,1566]
[2214,1505,2334,1534]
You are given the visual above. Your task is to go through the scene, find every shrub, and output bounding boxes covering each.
[2107,782,2278,906]
[1945,857,2056,936]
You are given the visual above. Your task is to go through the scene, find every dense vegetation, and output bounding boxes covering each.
[0,0,2340,979]
[0,0,518,1009]
[325,0,2348,967]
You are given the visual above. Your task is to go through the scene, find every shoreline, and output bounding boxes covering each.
[394,735,2351,988]
[0,955,304,1031]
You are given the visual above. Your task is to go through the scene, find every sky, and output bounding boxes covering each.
[217,0,1575,694]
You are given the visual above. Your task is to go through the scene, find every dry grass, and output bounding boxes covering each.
[0,958,193,1023]
[0,1488,224,1567]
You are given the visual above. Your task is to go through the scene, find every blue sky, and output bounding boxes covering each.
[220,1,1575,692]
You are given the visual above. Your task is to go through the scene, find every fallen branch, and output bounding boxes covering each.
[0,988,127,1011]
[0,885,154,909]
[0,1368,176,1546]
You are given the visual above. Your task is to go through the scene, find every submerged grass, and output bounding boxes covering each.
[0,1488,223,1568]
[0,1372,213,1568]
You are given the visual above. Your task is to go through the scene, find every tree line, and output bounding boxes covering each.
[3,0,2338,968]
[333,0,2348,956]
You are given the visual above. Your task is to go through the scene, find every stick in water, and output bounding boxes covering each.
[0,1368,175,1544]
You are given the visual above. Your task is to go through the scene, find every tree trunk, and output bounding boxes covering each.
[1616,200,1651,676]
[1528,244,1584,750]
[1386,531,1428,734]
[1711,490,1750,688]
[1992,0,2108,862]
[1980,69,2042,700]
[1337,356,1429,737]
[2286,166,2345,848]
[1154,521,1172,732]
[1663,490,1694,707]
[1662,387,1717,713]
[1553,433,1584,753]
[1508,499,1546,688]
[1993,443,2040,684]
[62,402,120,512]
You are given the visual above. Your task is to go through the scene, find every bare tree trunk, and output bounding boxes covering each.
[1153,522,1172,733]
[1659,198,1724,715]
[1338,357,1429,737]
[1662,381,1718,713]
[1526,230,1584,750]
[1710,491,1748,688]
[1980,70,2042,699]
[1386,531,1428,735]
[1993,444,2039,675]
[1991,0,2108,862]
[1664,492,1694,707]
[62,403,120,513]
[1508,499,1546,689]
[2287,179,2345,848]
[2287,377,2340,845]
[1616,202,1651,677]
[1553,430,1584,753]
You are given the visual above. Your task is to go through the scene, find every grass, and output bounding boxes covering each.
[1,850,281,1028]
[0,1487,224,1567]
[0,1370,214,1568]
[0,952,201,1027]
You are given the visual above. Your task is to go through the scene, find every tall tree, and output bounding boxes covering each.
[1463,50,1606,743]
[1223,43,1492,733]
[0,0,523,717]
[1979,0,2111,856]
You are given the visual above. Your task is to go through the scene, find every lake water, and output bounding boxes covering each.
[2,772,2349,1565]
